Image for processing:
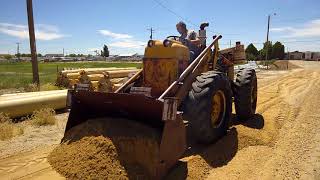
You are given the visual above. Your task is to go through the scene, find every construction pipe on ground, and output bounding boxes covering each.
[0,90,67,101]
[0,90,67,118]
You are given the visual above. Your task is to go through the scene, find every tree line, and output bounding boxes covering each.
[245,41,285,61]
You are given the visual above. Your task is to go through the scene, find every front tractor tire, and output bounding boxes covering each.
[183,71,232,144]
[233,68,258,120]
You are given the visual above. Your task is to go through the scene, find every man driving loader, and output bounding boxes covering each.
[176,21,201,62]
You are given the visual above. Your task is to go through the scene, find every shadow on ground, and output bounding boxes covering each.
[165,127,238,179]
[165,113,265,179]
[231,113,265,129]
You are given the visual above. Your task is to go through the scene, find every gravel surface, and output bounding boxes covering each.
[0,113,68,158]
[0,60,319,180]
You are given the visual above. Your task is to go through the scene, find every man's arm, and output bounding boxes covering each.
[188,31,201,46]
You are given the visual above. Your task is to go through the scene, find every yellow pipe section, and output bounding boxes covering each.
[106,70,139,78]
[66,73,80,79]
[0,90,67,118]
[0,90,67,101]
[61,67,137,75]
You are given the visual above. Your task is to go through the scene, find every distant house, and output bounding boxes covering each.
[286,51,320,61]
[305,51,312,60]
[44,54,64,58]
[0,54,10,58]
[117,53,143,61]
[288,51,303,60]
[0,54,10,61]
[302,51,320,61]
[310,52,320,61]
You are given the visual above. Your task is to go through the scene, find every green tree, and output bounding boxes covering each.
[4,54,12,60]
[102,45,109,57]
[37,53,42,57]
[263,41,273,60]
[15,53,21,58]
[245,43,259,60]
[68,54,77,57]
[272,41,285,59]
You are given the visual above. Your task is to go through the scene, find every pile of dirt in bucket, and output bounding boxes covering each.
[48,117,162,180]
[269,60,301,70]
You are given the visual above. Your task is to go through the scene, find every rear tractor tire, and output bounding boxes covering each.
[183,71,232,144]
[233,68,258,120]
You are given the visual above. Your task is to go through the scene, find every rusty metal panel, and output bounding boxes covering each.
[130,86,152,97]
[143,58,179,97]
[65,91,165,132]
[157,113,187,179]
[162,97,178,121]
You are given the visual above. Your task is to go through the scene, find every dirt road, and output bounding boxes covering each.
[175,61,320,179]
[0,61,319,179]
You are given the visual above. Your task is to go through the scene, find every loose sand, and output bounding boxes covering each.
[48,118,161,180]
[268,60,301,70]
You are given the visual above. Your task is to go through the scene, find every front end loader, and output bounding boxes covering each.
[63,24,257,179]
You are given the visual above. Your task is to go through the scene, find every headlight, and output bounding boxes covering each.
[163,39,172,47]
[147,40,154,47]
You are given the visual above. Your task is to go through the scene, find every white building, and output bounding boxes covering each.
[305,51,312,60]
[304,51,320,61]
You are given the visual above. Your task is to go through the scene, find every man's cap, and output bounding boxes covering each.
[176,21,186,29]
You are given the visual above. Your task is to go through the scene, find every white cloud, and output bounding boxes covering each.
[98,30,132,39]
[271,19,320,38]
[109,40,145,48]
[270,27,294,32]
[87,47,101,52]
[0,23,67,40]
[97,29,146,54]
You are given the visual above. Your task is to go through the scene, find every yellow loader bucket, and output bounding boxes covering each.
[63,90,186,179]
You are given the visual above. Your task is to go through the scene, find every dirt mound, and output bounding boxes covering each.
[269,60,301,70]
[48,118,161,180]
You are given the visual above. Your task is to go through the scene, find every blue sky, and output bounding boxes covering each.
[0,0,320,55]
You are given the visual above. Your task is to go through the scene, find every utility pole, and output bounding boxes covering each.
[26,0,40,87]
[265,13,276,69]
[147,27,155,40]
[265,15,270,69]
[63,48,65,56]
[16,42,20,61]
[229,40,231,48]
[287,47,289,69]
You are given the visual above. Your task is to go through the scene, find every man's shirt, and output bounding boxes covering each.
[179,30,199,55]
[180,30,198,40]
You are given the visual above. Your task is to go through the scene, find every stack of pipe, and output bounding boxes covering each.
[0,90,67,118]
[56,67,139,91]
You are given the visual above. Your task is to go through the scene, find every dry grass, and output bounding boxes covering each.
[29,108,57,126]
[0,113,24,141]
[24,83,62,92]
[40,83,62,91]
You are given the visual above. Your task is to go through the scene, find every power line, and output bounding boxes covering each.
[151,0,241,36]
[151,0,197,27]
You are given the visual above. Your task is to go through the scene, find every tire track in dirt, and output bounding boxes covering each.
[206,68,320,180]
[0,145,64,180]
[166,67,320,180]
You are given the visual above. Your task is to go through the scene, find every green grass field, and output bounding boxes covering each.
[0,61,141,90]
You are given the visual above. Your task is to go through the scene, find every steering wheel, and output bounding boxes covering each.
[166,36,180,41]
[166,35,190,46]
